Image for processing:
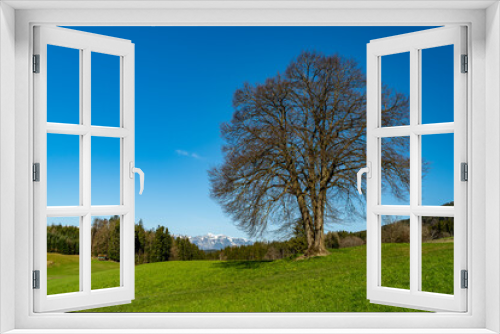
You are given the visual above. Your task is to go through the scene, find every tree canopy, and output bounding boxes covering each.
[210,51,410,257]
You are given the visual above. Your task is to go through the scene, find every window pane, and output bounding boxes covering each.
[47,45,80,124]
[91,137,121,205]
[421,216,454,295]
[381,136,410,205]
[47,216,80,295]
[91,215,121,290]
[381,215,410,290]
[421,45,454,124]
[381,52,410,127]
[421,133,454,206]
[91,52,120,127]
[47,134,80,206]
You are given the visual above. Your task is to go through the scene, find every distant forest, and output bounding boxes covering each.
[47,216,206,263]
[47,208,454,264]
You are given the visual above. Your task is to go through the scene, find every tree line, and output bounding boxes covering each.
[46,217,207,264]
[91,215,121,261]
[47,213,453,264]
[380,216,454,244]
[207,229,368,261]
[47,223,79,255]
[47,219,365,263]
[134,220,206,264]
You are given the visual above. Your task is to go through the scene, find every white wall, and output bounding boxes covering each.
[486,2,500,333]
[0,2,16,333]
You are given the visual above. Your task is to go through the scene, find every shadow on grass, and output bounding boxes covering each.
[212,260,272,270]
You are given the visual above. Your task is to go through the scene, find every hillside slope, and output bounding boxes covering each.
[47,243,454,313]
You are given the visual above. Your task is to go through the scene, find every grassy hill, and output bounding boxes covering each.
[47,253,121,294]
[47,242,453,313]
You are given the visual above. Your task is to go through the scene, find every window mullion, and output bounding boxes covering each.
[82,47,92,294]
[78,48,84,293]
[409,47,420,295]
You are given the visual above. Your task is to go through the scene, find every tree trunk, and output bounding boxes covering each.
[304,232,329,257]
[296,194,314,249]
[304,203,329,257]
[295,194,329,258]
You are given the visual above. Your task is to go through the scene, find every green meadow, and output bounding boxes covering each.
[47,242,453,313]
[47,253,121,294]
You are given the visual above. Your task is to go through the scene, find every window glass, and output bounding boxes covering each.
[47,216,80,295]
[381,52,410,127]
[47,45,80,124]
[91,52,120,127]
[381,215,410,290]
[91,215,121,290]
[421,216,454,295]
[421,45,454,124]
[47,134,80,206]
[91,137,121,205]
[421,134,454,206]
[381,136,410,205]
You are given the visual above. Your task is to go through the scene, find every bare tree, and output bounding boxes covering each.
[209,51,409,257]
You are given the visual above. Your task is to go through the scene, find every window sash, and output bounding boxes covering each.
[33,25,136,313]
[366,26,468,312]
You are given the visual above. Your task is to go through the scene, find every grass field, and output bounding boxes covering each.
[47,242,453,312]
[47,253,121,295]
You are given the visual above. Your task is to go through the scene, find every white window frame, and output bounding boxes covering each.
[365,26,468,312]
[33,26,136,312]
[0,1,499,333]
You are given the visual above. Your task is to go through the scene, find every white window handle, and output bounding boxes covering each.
[357,162,371,195]
[129,162,144,195]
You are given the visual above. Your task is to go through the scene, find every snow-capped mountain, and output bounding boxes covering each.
[178,233,253,250]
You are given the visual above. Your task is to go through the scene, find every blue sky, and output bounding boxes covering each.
[46,26,454,238]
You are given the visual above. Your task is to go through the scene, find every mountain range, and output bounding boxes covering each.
[174,233,254,250]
